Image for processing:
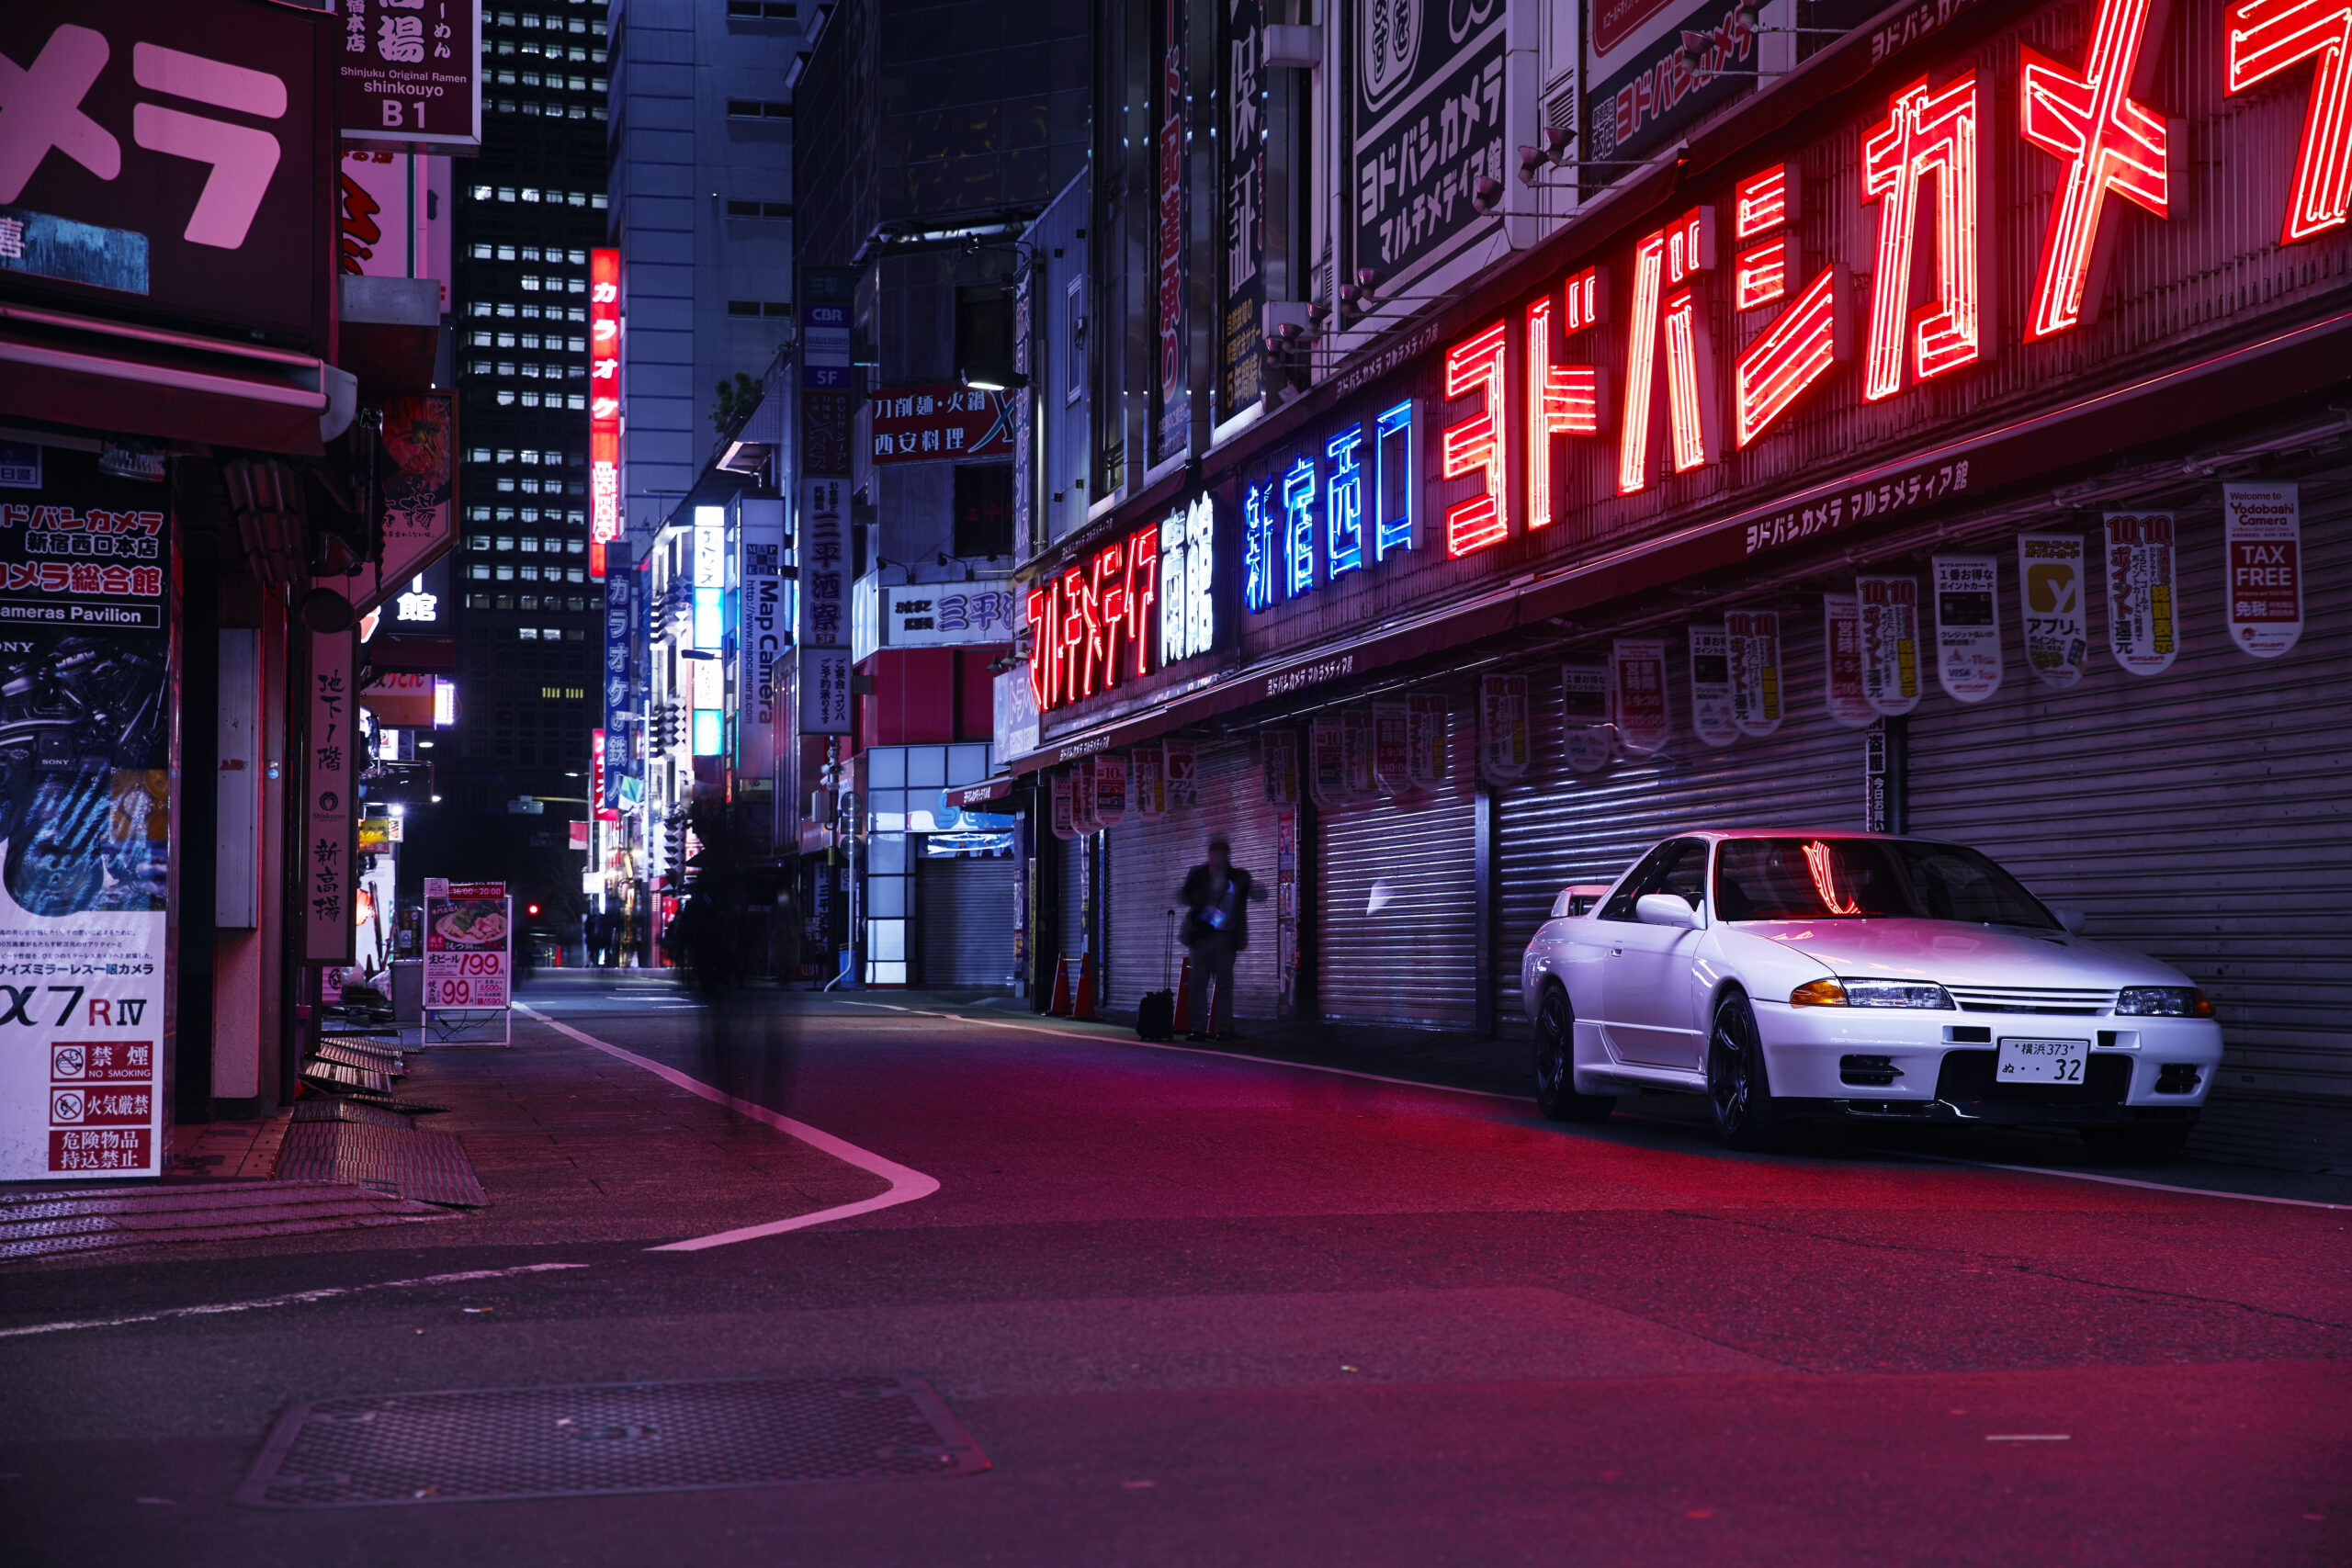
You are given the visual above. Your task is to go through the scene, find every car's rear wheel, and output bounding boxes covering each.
[1707,992,1779,1150]
[1534,986,1616,1123]
[2078,1122,2192,1165]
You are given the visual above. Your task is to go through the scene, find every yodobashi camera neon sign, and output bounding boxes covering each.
[1431,0,2352,560]
[1242,399,1422,614]
[1026,496,1217,715]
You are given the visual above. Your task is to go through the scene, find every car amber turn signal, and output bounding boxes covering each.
[1790,978,1847,1008]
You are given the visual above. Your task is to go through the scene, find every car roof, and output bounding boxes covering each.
[1667,828,1939,842]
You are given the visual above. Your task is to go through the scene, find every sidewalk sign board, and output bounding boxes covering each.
[422,876,511,1043]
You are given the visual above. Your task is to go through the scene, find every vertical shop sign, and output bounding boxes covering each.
[1931,555,2003,703]
[1222,0,1267,419]
[1166,740,1200,807]
[1373,702,1411,794]
[1611,639,1671,755]
[1478,673,1532,783]
[2221,483,2302,659]
[2103,513,2179,676]
[1689,626,1739,747]
[1155,0,1193,465]
[1133,742,1167,818]
[1857,575,1921,716]
[1049,771,1076,839]
[1306,717,1347,807]
[602,560,639,813]
[1724,610,1782,737]
[0,457,174,1181]
[1094,752,1130,829]
[1405,693,1450,789]
[798,476,852,733]
[1261,729,1300,806]
[337,0,482,152]
[345,391,457,615]
[1340,709,1377,798]
[589,250,622,553]
[2018,533,2090,688]
[1823,592,1874,728]
[1354,3,1509,294]
[305,628,358,963]
[1563,664,1614,774]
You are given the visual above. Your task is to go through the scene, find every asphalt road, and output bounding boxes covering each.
[4,974,2348,1566]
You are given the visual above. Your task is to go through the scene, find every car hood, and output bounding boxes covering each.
[1732,919,2190,989]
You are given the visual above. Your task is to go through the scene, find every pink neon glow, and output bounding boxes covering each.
[2226,0,2352,243]
[1122,527,1159,680]
[1734,236,1790,310]
[1564,266,1605,333]
[1733,163,1794,240]
[1734,266,1844,448]
[2020,0,2171,340]
[1442,321,1510,557]
[1661,290,1714,474]
[1803,840,1861,915]
[1617,232,1666,494]
[1861,71,1984,401]
[1526,295,1603,531]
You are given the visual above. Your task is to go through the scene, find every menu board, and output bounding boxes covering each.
[423,877,510,1010]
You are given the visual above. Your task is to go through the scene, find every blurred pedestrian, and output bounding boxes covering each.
[1178,835,1265,1042]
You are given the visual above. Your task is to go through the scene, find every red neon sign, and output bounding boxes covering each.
[1736,268,1846,449]
[1860,71,1984,401]
[2021,0,2172,340]
[2226,0,2352,243]
[1733,164,1795,240]
[1441,321,1510,557]
[1734,235,1789,310]
[589,249,621,557]
[1027,525,1161,713]
[1526,294,1603,533]
[1617,213,1718,494]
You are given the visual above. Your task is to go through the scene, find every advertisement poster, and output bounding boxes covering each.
[344,392,458,615]
[1611,639,1671,754]
[2221,482,2302,658]
[0,456,174,1180]
[1165,740,1200,807]
[1931,555,2003,703]
[1049,771,1076,840]
[1585,0,1757,187]
[1405,693,1450,789]
[1563,663,1614,773]
[1724,609,1782,738]
[2103,513,2179,677]
[1373,703,1410,794]
[336,0,481,152]
[1093,751,1129,829]
[1479,673,1532,783]
[1221,0,1267,421]
[423,879,508,1010]
[1354,8,1508,296]
[1154,0,1193,465]
[1069,758,1102,834]
[1307,716,1347,807]
[1689,626,1738,747]
[867,386,1016,465]
[1261,729,1300,806]
[1857,575,1921,716]
[1824,592,1874,728]
[2018,533,2090,689]
[1132,741,1166,819]
[1341,708,1377,798]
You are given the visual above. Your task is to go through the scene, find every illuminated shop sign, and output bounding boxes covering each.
[589,248,621,570]
[1430,0,2351,562]
[1241,400,1422,614]
[1025,495,1217,714]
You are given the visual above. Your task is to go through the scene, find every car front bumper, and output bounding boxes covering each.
[1756,1001,2224,1125]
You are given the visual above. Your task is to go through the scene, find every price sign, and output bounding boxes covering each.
[422,877,510,1013]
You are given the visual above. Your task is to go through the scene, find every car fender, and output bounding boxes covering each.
[1702,926,1838,1041]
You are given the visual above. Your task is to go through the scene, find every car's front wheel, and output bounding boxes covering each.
[1707,992,1780,1150]
[1533,986,1616,1123]
[2079,1122,2193,1165]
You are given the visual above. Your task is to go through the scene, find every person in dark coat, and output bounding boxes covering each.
[1177,836,1267,1041]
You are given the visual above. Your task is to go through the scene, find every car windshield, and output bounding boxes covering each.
[1712,838,2059,929]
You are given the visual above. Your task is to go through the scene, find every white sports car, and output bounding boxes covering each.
[1520,830,2223,1162]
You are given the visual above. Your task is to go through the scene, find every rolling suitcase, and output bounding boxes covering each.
[1136,908,1177,1041]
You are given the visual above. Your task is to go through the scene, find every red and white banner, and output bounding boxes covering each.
[1049,770,1076,840]
[2018,533,2090,689]
[1931,555,2003,704]
[1610,639,1671,755]
[2103,513,2180,676]
[1857,575,1921,716]
[1406,694,1450,789]
[1479,673,1532,782]
[1563,664,1615,773]
[1132,741,1166,818]
[1824,592,1873,728]
[1373,702,1411,794]
[1092,751,1128,828]
[1690,626,1738,748]
[2222,482,2302,659]
[1724,609,1781,738]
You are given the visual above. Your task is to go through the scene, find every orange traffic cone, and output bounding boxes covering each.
[1046,953,1072,1015]
[1073,953,1099,1021]
[1171,957,1193,1033]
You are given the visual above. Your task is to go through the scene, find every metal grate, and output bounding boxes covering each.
[274,1122,487,1208]
[236,1378,990,1507]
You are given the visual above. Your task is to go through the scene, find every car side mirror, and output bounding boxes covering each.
[2053,908,2087,935]
[1634,893,1702,931]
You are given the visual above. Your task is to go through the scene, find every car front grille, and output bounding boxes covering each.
[1946,983,2115,1016]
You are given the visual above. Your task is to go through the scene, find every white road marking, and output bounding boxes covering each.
[1985,1434,2071,1442]
[1901,1153,2352,1212]
[514,1003,940,1252]
[0,1262,586,1340]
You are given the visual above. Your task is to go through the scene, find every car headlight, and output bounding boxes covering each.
[2115,986,2213,1018]
[1789,978,1953,1009]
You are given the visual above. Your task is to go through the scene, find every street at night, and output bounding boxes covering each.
[6,975,2347,1563]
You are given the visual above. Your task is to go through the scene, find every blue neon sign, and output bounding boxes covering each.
[1242,479,1275,613]
[1374,400,1418,562]
[1238,398,1420,615]
[1326,424,1364,581]
[1282,457,1316,599]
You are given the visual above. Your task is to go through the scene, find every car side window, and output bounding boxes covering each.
[1599,839,1700,922]
[1658,841,1709,910]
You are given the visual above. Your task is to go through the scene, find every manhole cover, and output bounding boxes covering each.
[235,1377,989,1507]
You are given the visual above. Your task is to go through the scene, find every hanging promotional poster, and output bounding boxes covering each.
[1307,716,1347,807]
[1931,555,2003,704]
[1093,750,1129,829]
[1049,771,1076,839]
[1610,639,1671,755]
[1856,575,1921,716]
[1373,702,1411,795]
[2018,532,2090,689]
[1724,609,1781,738]
[1562,664,1614,774]
[1132,741,1166,818]
[1823,592,1873,728]
[1689,626,1738,748]
[1165,739,1200,807]
[0,453,175,1180]
[1261,729,1300,806]
[1478,673,1532,783]
[1341,709,1377,797]
[2221,482,2302,659]
[1405,693,1450,788]
[2102,513,2179,677]
[1069,758,1103,834]
[422,878,509,1010]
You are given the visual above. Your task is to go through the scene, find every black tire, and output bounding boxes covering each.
[2079,1122,2192,1165]
[1533,986,1616,1123]
[1707,991,1779,1151]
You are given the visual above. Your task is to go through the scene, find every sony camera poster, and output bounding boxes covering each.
[0,452,175,1179]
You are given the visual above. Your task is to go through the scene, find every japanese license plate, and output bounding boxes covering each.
[1996,1037,2088,1085]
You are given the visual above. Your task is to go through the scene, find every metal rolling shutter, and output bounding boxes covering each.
[1043,829,1087,977]
[1101,741,1282,1021]
[1493,625,1864,1031]
[1102,814,1193,1010]
[916,852,1015,988]
[1905,491,2352,1169]
[1316,702,1479,1028]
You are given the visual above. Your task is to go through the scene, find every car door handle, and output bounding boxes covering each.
[1609,946,1623,956]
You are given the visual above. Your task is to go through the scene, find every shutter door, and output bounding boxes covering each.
[1102,814,1193,1009]
[1101,741,1283,1021]
[1905,490,2352,1168]
[1494,626,1864,1031]
[1316,699,1480,1027]
[1050,830,1087,973]
[916,852,1015,987]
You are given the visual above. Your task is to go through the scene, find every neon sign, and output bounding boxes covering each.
[1374,400,1419,560]
[1283,455,1317,597]
[1326,425,1364,580]
[588,248,621,575]
[1242,479,1274,613]
[1731,164,1848,449]
[1239,400,1421,615]
[1027,520,1171,714]
[1526,291,1604,533]
[1618,209,1719,494]
[2225,0,2352,243]
[1860,71,1984,400]
[1442,321,1510,556]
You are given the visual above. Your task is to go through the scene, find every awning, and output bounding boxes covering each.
[943,775,1019,809]
[0,303,328,456]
